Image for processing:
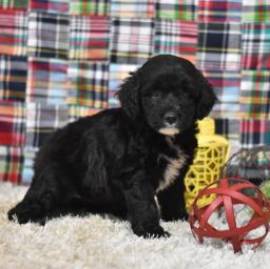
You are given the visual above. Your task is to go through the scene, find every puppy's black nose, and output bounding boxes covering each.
[164,113,177,125]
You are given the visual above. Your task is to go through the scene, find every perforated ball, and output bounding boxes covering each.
[189,177,270,253]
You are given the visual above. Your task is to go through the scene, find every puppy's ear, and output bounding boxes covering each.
[195,69,217,120]
[117,72,140,120]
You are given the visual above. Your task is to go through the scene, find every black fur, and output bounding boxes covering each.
[8,55,216,238]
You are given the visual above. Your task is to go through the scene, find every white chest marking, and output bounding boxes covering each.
[156,138,187,193]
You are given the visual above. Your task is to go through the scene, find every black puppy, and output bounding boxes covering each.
[8,55,216,238]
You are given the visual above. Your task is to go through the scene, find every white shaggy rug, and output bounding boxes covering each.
[0,182,270,269]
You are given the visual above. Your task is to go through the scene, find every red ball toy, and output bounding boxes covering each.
[189,177,270,253]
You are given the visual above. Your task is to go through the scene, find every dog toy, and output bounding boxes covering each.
[189,177,270,253]
[184,118,230,211]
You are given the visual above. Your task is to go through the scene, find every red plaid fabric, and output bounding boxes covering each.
[198,0,242,22]
[0,145,23,183]
[0,9,27,56]
[0,100,25,146]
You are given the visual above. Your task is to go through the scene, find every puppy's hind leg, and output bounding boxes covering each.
[8,164,70,225]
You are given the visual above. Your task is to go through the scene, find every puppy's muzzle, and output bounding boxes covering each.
[159,112,179,136]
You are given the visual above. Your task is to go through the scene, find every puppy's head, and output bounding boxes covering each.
[118,55,217,136]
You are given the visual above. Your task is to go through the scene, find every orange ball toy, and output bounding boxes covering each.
[189,177,270,253]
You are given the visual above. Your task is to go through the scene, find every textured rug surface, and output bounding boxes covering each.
[0,182,270,269]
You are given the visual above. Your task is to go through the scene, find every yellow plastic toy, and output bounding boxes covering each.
[184,118,230,211]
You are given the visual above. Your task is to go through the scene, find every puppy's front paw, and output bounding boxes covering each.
[8,201,43,224]
[133,224,170,238]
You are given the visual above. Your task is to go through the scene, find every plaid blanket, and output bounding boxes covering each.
[69,15,109,60]
[0,55,27,101]
[197,22,241,71]
[242,0,270,22]
[0,10,27,56]
[67,62,108,108]
[25,103,69,148]
[0,0,269,184]
[28,12,69,59]
[111,0,155,18]
[0,0,28,9]
[156,0,197,21]
[27,58,68,104]
[241,23,270,70]
[240,70,270,119]
[0,100,25,146]
[155,19,197,64]
[30,0,69,14]
[70,0,110,16]
[198,0,242,22]
[111,18,154,64]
